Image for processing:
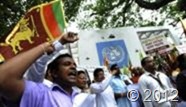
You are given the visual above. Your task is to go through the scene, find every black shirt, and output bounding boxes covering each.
[176,72,186,101]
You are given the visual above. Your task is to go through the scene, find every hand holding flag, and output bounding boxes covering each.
[59,32,79,45]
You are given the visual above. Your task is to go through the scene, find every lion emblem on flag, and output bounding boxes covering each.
[0,18,35,54]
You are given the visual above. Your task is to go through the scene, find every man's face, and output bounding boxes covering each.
[76,73,87,89]
[54,57,77,86]
[144,57,156,71]
[96,71,105,82]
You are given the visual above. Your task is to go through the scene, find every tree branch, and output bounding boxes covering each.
[135,0,175,10]
[122,0,134,25]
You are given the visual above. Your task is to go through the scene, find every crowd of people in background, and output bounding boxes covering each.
[0,32,186,107]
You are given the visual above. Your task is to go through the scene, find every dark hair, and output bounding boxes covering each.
[49,53,73,73]
[110,64,118,71]
[45,62,52,78]
[177,54,186,71]
[93,68,104,78]
[141,56,150,67]
[77,70,86,76]
[131,67,144,76]
[0,61,4,64]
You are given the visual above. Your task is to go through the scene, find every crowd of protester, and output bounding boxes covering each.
[0,32,186,107]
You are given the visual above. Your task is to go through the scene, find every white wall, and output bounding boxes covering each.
[78,27,144,67]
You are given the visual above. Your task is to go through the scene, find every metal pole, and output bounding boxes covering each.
[67,43,72,55]
[64,28,72,55]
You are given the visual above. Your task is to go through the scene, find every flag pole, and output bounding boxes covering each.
[64,28,72,55]
[179,17,186,36]
[67,43,72,55]
[62,0,72,55]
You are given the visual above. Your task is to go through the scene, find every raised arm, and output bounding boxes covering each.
[26,41,63,82]
[0,32,78,101]
[0,42,52,101]
[26,32,79,82]
[90,74,112,93]
[90,69,117,94]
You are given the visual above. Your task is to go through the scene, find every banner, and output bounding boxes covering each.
[138,30,172,55]
[0,0,66,62]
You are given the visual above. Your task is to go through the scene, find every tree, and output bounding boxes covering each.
[76,0,186,30]
[0,0,83,37]
[1,0,186,37]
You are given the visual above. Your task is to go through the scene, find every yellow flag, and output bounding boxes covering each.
[0,54,5,63]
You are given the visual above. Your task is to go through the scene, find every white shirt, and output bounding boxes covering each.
[73,93,96,107]
[43,79,53,87]
[72,86,96,107]
[138,71,174,107]
[90,74,117,107]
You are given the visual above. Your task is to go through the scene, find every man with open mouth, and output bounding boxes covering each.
[0,32,79,107]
